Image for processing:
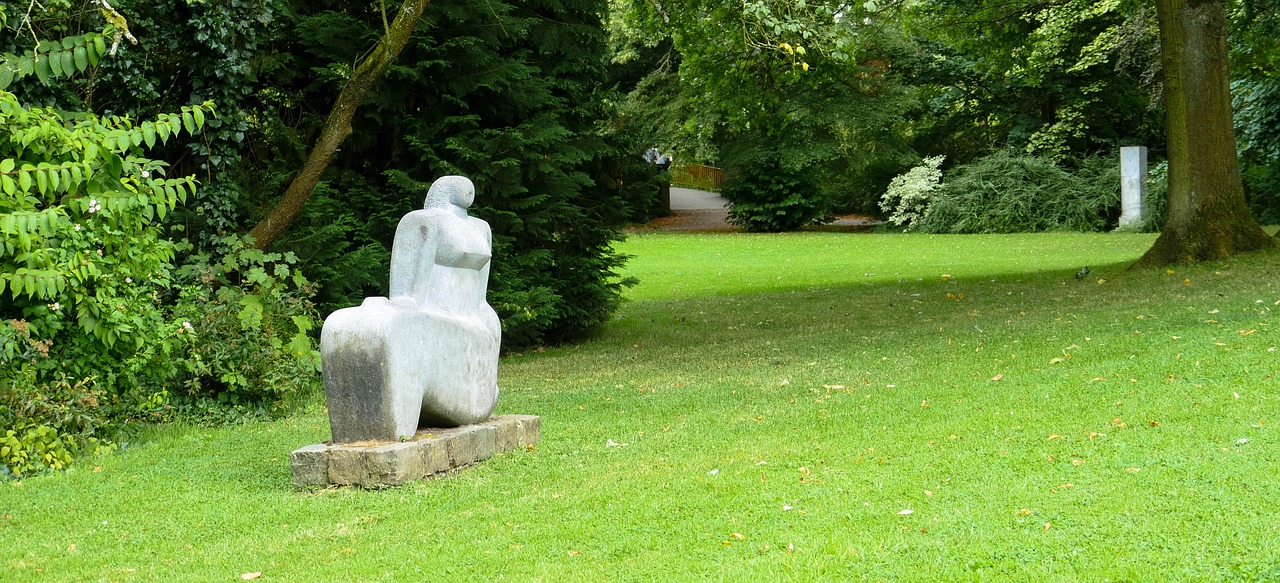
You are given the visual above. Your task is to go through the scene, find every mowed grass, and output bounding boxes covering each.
[4,231,1279,581]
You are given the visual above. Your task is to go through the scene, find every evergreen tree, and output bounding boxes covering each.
[252,0,649,348]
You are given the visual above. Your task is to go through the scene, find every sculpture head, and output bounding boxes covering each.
[424,176,475,210]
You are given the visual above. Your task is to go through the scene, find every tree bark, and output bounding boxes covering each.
[247,0,432,249]
[1137,0,1274,266]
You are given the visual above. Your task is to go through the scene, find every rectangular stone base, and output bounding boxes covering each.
[290,414,540,489]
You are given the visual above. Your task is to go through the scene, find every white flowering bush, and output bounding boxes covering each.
[879,155,945,231]
[1,86,214,476]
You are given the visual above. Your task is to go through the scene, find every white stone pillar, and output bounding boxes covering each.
[1118,146,1147,230]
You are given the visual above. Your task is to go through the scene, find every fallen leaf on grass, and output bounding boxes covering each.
[924,490,934,497]
[1044,522,1052,531]
[991,374,1003,381]
[1047,434,1063,440]
[732,533,746,540]
[1071,459,1085,466]
[568,550,582,556]
[1017,508,1032,516]
[1049,357,1064,364]
[241,574,262,581]
[1125,467,1141,473]
[898,509,914,515]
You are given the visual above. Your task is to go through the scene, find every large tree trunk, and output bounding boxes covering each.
[1137,0,1274,266]
[247,0,432,250]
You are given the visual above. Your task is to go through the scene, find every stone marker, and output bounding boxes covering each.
[1118,146,1147,230]
[290,176,539,488]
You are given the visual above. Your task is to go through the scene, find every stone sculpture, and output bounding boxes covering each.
[321,176,501,443]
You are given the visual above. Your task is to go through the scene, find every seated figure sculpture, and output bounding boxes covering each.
[321,176,501,443]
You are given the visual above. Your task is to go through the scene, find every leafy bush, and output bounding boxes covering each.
[723,158,828,232]
[915,151,1119,234]
[1137,160,1167,232]
[1235,78,1280,225]
[879,155,945,230]
[168,236,322,420]
[0,366,116,478]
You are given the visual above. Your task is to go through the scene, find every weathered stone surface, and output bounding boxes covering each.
[482,416,519,452]
[290,444,330,488]
[420,436,451,475]
[482,414,542,451]
[511,414,541,446]
[290,415,539,489]
[327,447,368,486]
[364,442,425,487]
[321,176,501,444]
[443,424,496,467]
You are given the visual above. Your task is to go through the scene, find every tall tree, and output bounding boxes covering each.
[1138,0,1273,265]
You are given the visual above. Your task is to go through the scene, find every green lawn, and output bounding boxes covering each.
[4,231,1279,581]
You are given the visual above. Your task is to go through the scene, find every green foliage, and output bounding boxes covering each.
[0,30,110,90]
[915,151,1119,234]
[249,0,641,349]
[879,155,945,231]
[1234,78,1280,224]
[614,0,917,219]
[0,89,211,348]
[168,236,322,419]
[897,0,1163,163]
[0,366,115,477]
[722,157,827,232]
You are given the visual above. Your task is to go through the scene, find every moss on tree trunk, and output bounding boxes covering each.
[1137,0,1274,266]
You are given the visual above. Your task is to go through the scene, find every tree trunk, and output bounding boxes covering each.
[1137,0,1274,266]
[247,0,432,249]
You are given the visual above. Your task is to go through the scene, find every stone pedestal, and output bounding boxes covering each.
[290,414,540,489]
[1118,146,1147,230]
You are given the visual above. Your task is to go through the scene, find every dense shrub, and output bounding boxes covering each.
[914,151,1119,234]
[167,237,322,421]
[879,155,946,231]
[723,157,828,232]
[1235,78,1280,225]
